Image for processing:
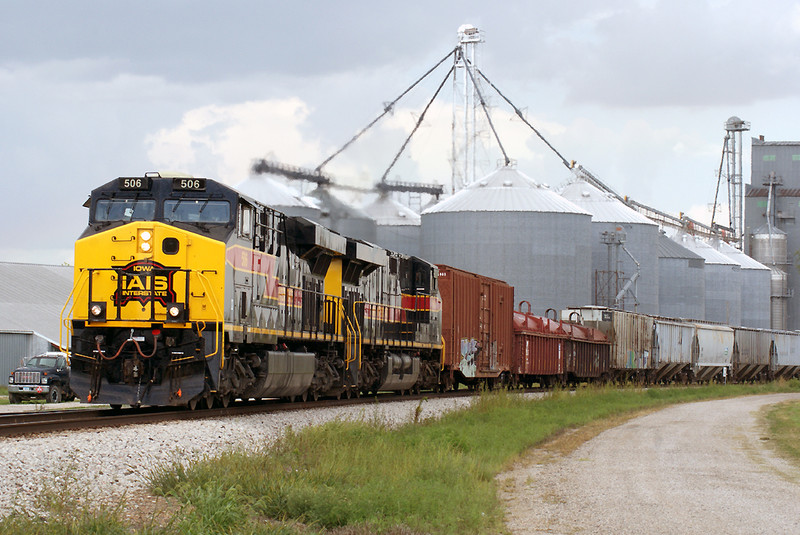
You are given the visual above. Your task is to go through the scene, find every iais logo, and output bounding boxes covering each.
[113,260,177,307]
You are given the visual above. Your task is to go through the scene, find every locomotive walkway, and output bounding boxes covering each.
[500,393,800,534]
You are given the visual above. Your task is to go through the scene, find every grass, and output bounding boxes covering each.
[764,398,800,462]
[2,381,800,534]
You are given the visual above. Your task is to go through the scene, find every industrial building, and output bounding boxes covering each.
[744,137,800,330]
[0,262,73,386]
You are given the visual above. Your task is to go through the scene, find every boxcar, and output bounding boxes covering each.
[437,265,514,388]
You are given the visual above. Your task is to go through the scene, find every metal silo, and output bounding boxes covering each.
[560,179,659,314]
[235,175,321,221]
[712,239,770,328]
[657,233,705,320]
[307,187,377,243]
[421,166,592,315]
[750,224,789,330]
[671,233,741,326]
[361,194,421,257]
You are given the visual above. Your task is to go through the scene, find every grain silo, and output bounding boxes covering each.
[307,187,377,243]
[361,194,421,257]
[749,224,789,331]
[421,166,592,315]
[671,233,741,326]
[657,233,705,320]
[560,179,659,314]
[235,175,321,221]
[712,239,770,328]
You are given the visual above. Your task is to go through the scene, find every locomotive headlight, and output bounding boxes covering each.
[165,303,185,323]
[138,230,153,253]
[89,301,106,322]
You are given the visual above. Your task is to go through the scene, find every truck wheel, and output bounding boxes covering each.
[48,385,63,404]
[8,393,20,404]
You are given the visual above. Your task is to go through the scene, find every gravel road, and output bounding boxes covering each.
[500,393,800,535]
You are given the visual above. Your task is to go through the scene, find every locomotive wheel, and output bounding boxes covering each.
[300,391,308,403]
[221,394,232,408]
[311,390,319,402]
[188,397,199,411]
[204,395,214,409]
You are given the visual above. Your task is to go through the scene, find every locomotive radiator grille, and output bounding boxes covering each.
[14,371,41,384]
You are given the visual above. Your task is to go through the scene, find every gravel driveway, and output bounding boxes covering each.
[500,393,800,534]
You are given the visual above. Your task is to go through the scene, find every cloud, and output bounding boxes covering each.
[145,98,326,184]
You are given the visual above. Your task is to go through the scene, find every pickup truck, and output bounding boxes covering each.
[7,352,75,404]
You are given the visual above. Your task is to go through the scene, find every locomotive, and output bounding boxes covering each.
[63,173,445,408]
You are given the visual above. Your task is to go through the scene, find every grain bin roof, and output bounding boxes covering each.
[0,262,73,344]
[672,233,737,265]
[714,240,770,271]
[658,234,704,260]
[362,195,420,226]
[422,166,590,215]
[560,179,657,225]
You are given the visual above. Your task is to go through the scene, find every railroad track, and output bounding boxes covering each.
[0,390,477,437]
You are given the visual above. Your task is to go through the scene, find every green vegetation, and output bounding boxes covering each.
[2,381,800,534]
[765,398,800,462]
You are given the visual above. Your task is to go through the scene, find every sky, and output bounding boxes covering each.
[3,0,800,265]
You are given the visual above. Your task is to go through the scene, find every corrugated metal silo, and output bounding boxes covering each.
[421,166,592,315]
[750,225,789,330]
[712,240,770,328]
[671,233,741,325]
[307,187,377,243]
[560,179,659,314]
[361,194,421,257]
[657,234,705,320]
[235,175,321,221]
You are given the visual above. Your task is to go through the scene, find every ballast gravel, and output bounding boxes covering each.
[0,397,472,517]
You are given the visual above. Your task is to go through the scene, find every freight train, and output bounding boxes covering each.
[61,173,800,408]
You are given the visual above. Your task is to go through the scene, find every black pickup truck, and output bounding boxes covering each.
[7,352,75,404]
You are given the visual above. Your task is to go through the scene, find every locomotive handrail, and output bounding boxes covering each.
[195,270,224,365]
[339,300,359,369]
[58,268,89,353]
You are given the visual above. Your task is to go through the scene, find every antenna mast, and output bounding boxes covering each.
[452,24,485,193]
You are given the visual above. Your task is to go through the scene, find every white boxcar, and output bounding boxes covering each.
[652,318,694,382]
[692,323,734,382]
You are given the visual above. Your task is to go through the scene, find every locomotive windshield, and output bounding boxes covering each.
[164,199,231,223]
[95,199,156,222]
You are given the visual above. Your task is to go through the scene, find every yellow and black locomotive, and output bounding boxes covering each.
[63,172,443,408]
